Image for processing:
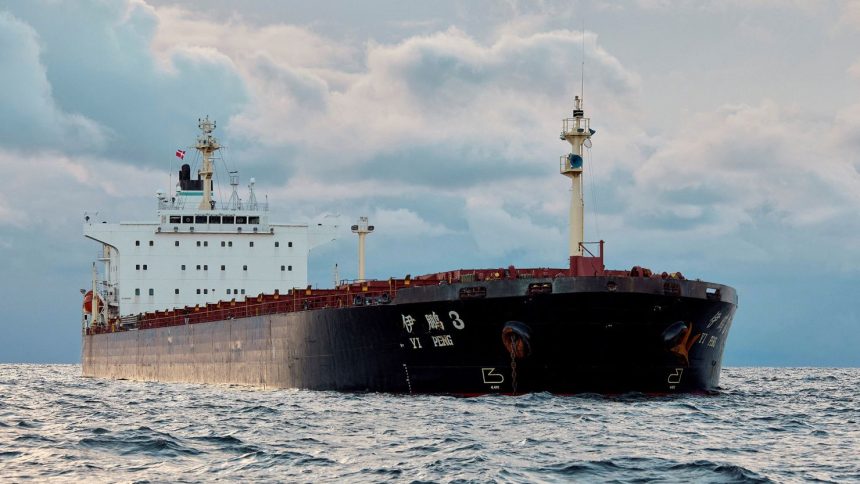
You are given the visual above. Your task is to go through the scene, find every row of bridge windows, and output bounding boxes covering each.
[135,264,292,271]
[134,288,248,296]
[168,215,261,225]
[135,240,293,247]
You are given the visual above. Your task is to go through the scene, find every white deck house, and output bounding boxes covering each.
[84,117,336,317]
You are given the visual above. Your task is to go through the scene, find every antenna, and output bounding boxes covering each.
[581,17,586,100]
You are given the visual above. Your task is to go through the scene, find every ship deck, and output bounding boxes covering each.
[86,261,696,335]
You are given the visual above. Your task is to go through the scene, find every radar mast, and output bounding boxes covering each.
[196,116,220,210]
[560,96,594,258]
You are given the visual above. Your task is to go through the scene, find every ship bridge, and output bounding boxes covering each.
[83,118,337,320]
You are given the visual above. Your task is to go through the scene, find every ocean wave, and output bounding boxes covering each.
[0,365,857,482]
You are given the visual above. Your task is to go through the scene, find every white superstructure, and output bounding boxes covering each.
[84,118,336,319]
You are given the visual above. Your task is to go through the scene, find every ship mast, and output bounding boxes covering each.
[560,96,594,258]
[351,217,374,282]
[196,116,220,210]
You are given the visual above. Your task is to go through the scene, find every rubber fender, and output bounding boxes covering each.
[502,321,532,359]
[662,321,689,348]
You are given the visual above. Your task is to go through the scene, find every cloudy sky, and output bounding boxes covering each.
[1,0,858,365]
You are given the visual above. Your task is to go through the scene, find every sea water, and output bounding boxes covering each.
[0,365,857,483]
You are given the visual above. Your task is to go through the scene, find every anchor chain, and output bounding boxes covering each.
[509,333,518,395]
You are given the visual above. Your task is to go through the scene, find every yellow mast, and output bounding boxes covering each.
[196,116,220,210]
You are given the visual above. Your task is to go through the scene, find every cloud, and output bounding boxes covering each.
[371,208,455,238]
[0,148,165,229]
[849,59,860,80]
[148,5,359,73]
[634,0,823,13]
[464,189,565,260]
[0,11,108,152]
[0,1,248,166]
[222,26,641,194]
[838,1,860,31]
[618,101,860,270]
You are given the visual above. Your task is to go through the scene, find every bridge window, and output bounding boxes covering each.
[222,216,235,224]
[195,215,207,224]
[182,216,193,223]
[169,216,181,223]
[236,216,247,224]
[209,216,221,224]
[249,216,260,224]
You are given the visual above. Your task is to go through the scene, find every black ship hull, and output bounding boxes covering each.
[82,277,736,395]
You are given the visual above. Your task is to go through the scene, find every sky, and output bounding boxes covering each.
[0,0,858,366]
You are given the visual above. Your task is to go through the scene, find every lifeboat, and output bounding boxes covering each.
[82,290,103,314]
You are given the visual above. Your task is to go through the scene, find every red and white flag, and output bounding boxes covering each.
[175,149,186,160]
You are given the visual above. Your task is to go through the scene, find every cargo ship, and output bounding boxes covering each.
[81,99,737,394]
